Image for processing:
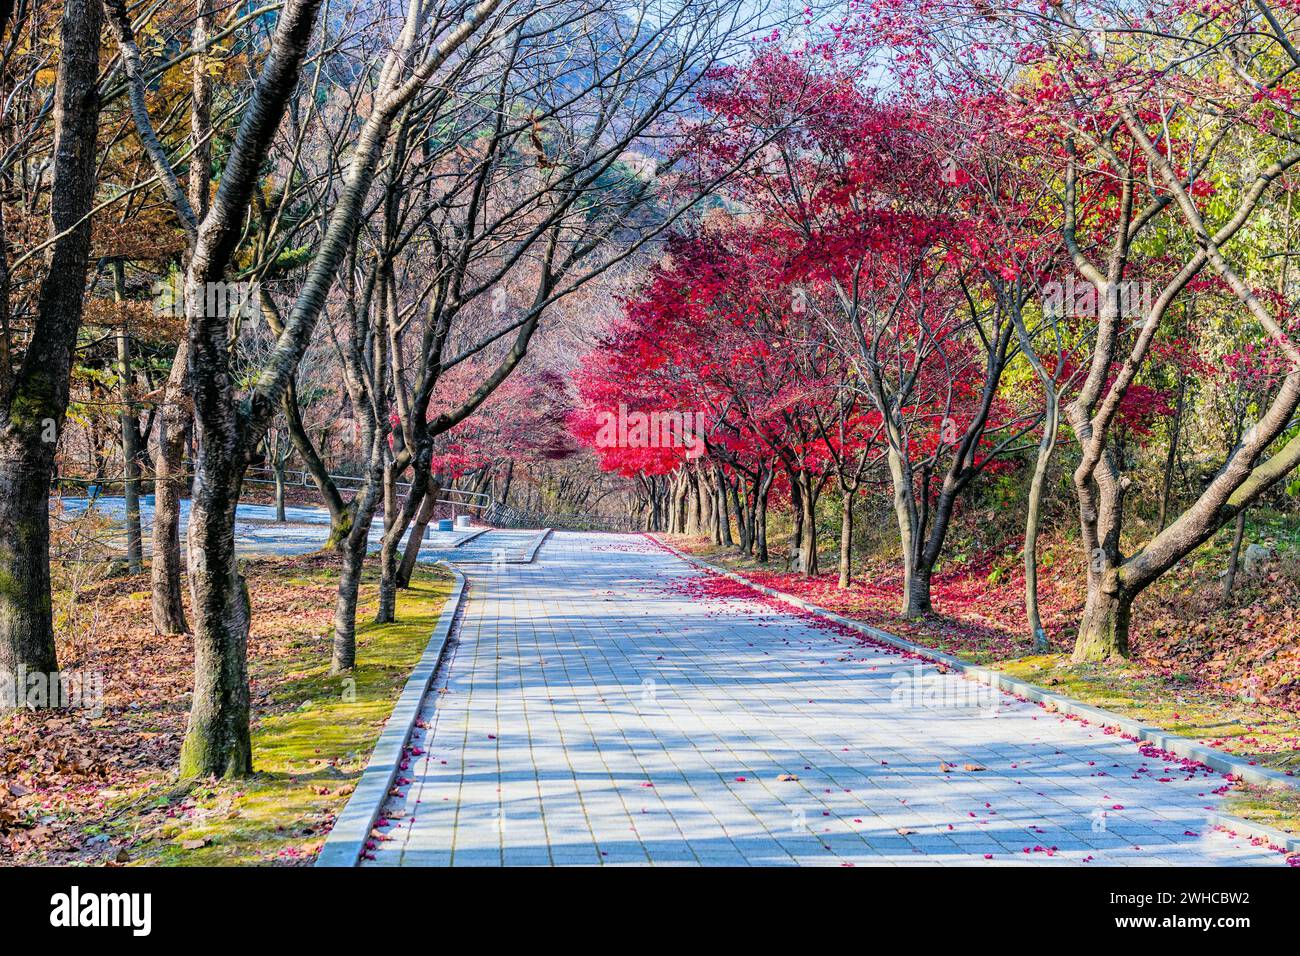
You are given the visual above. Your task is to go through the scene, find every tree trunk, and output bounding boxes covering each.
[178,471,252,778]
[886,444,921,614]
[331,535,366,673]
[699,469,714,536]
[114,262,143,573]
[374,539,399,620]
[798,472,820,576]
[733,478,751,555]
[376,463,427,622]
[283,377,351,547]
[838,484,853,589]
[904,564,932,618]
[273,461,286,521]
[151,345,188,635]
[669,471,687,533]
[0,0,103,687]
[1223,509,1247,600]
[1025,388,1059,653]
[709,474,722,545]
[0,450,61,684]
[1071,582,1133,662]
[117,367,144,574]
[396,479,440,588]
[647,479,662,532]
[331,472,382,673]
[755,470,771,563]
[684,470,701,535]
[714,464,733,547]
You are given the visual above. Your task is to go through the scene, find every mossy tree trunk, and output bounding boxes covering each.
[0,0,104,690]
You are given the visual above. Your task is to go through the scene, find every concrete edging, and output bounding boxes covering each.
[653,537,1300,800]
[451,526,492,548]
[315,562,467,867]
[524,528,552,563]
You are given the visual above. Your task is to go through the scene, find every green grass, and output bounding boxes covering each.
[115,565,452,866]
[1221,787,1300,838]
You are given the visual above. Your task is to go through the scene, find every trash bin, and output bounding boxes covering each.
[455,515,472,530]
[437,519,454,532]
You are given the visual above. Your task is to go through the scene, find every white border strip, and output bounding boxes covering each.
[315,562,467,867]
[451,526,491,548]
[523,528,552,562]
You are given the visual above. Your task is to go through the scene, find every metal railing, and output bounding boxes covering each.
[244,466,415,496]
[484,500,633,533]
[52,467,632,533]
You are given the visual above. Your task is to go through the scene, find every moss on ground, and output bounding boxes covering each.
[111,565,451,866]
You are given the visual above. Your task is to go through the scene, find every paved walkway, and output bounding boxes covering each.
[54,496,533,561]
[366,532,1287,867]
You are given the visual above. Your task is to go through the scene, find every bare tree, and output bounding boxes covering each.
[178,0,506,776]
[359,0,790,623]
